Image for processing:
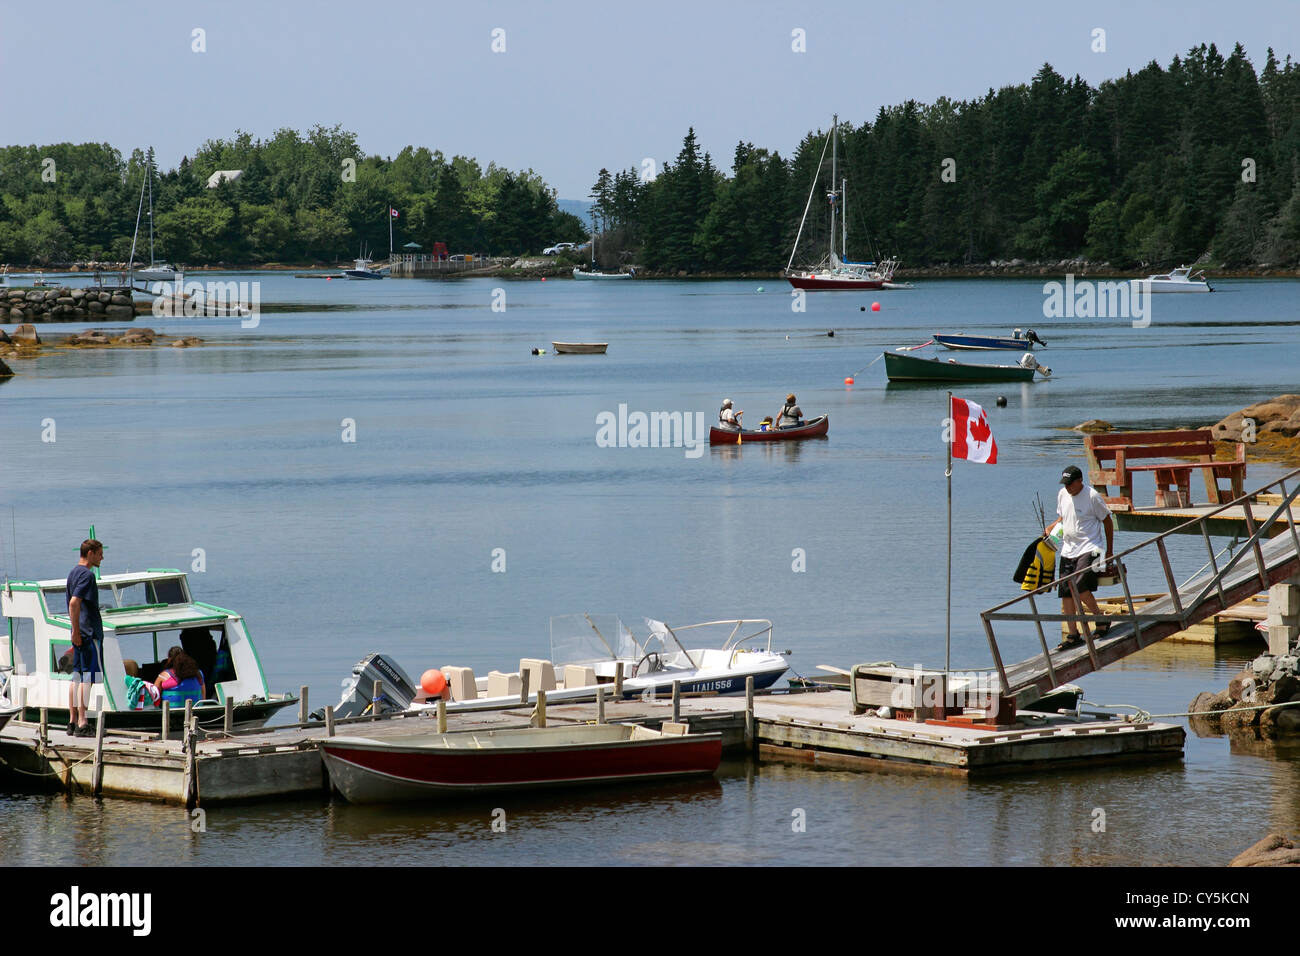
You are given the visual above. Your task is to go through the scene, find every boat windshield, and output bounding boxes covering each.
[42,576,189,615]
[549,614,641,665]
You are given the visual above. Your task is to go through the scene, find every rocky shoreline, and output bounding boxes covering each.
[3,286,136,322]
[0,325,202,374]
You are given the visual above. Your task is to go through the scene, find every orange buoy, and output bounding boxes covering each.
[871,301,881,312]
[845,377,854,385]
[421,669,447,696]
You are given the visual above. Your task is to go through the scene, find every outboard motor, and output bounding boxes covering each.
[313,653,418,720]
[1018,351,1051,379]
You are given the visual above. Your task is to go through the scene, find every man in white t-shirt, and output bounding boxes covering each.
[1048,464,1114,651]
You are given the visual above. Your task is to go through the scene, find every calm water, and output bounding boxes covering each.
[2,274,1298,865]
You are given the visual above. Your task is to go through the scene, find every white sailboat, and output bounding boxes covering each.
[572,222,631,280]
[135,149,177,283]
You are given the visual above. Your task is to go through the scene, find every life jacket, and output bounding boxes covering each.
[779,403,797,425]
[1013,537,1057,591]
[157,668,205,707]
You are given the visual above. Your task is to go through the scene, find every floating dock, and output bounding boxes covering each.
[0,688,1183,805]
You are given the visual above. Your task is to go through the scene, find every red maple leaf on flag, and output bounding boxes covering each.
[969,413,991,444]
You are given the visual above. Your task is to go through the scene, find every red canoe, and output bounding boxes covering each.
[321,724,722,803]
[709,414,829,445]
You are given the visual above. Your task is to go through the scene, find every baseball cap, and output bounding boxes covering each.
[1060,465,1083,485]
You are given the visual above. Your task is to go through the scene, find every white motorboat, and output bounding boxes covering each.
[1132,265,1212,293]
[325,615,790,718]
[1,566,298,731]
[343,256,385,280]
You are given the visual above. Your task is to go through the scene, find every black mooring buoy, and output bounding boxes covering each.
[827,330,834,337]
[996,396,1007,407]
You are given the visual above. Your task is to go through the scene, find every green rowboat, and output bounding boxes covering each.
[883,350,1036,383]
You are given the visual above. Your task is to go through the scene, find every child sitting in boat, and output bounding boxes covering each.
[155,647,206,707]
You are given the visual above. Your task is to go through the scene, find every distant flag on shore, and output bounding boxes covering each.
[390,208,400,218]
[950,396,997,464]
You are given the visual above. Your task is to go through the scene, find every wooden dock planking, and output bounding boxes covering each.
[1115,501,1295,538]
[0,688,1185,804]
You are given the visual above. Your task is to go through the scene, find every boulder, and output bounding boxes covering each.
[0,328,8,344]
[1228,668,1257,702]
[1075,419,1114,433]
[1213,395,1300,441]
[170,337,203,348]
[87,300,105,313]
[109,294,132,307]
[1229,833,1300,867]
[70,332,111,346]
[9,307,24,321]
[11,324,40,345]
[71,288,85,299]
[55,297,74,307]
[0,356,12,377]
[98,292,111,303]
[104,304,134,318]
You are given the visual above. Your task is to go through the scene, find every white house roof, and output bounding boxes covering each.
[207,169,243,188]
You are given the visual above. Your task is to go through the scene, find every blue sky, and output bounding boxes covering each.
[2,0,1296,198]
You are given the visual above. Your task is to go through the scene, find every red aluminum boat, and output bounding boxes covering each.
[321,723,722,804]
[709,414,829,445]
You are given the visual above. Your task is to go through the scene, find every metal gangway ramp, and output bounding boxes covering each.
[980,468,1300,708]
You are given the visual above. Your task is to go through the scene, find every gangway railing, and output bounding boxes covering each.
[980,468,1300,705]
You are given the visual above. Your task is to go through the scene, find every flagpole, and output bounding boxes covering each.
[946,391,952,676]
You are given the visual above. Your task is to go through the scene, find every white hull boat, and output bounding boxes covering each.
[1,566,298,732]
[325,616,789,718]
[572,267,630,280]
[1132,266,1212,293]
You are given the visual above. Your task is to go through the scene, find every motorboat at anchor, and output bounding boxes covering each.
[1,568,298,732]
[1132,266,1212,293]
[932,329,1046,351]
[324,615,790,718]
[883,349,1050,383]
[321,723,723,804]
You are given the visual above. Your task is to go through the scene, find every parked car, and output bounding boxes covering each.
[542,242,576,256]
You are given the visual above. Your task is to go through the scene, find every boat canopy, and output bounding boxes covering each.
[26,569,231,635]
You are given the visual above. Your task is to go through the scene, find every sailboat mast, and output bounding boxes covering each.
[829,114,837,263]
[842,177,847,262]
[147,148,155,268]
[127,153,147,287]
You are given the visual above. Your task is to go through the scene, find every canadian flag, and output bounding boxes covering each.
[390,208,400,218]
[950,396,998,464]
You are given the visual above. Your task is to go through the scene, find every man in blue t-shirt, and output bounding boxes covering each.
[66,539,105,737]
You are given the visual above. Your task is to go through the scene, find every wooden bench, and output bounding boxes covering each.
[1084,429,1246,512]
